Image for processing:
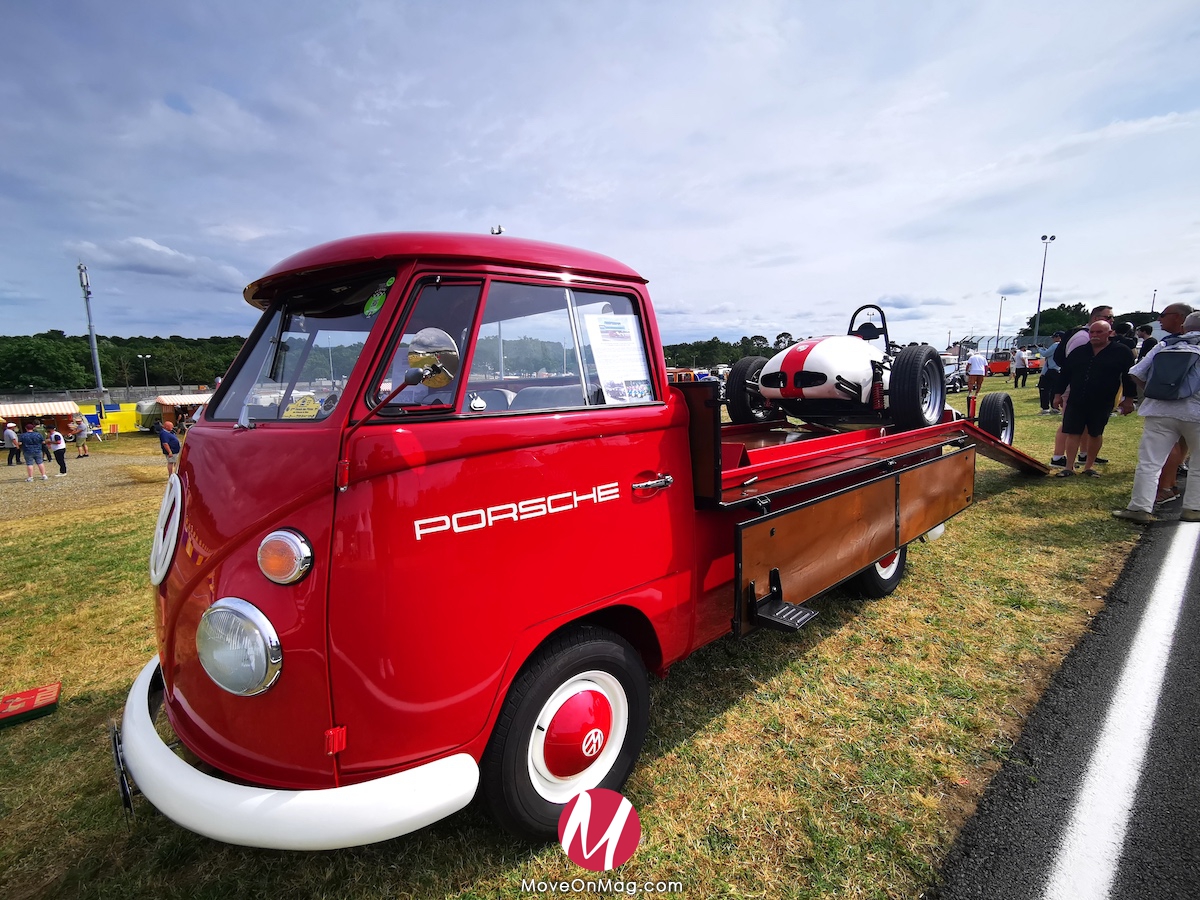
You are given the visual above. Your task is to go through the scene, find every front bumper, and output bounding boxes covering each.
[118,657,479,850]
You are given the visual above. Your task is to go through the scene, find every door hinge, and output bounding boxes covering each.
[324,725,347,756]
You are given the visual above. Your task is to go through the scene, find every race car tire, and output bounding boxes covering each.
[479,626,649,840]
[978,392,1015,445]
[727,356,774,425]
[855,545,908,598]
[890,345,946,431]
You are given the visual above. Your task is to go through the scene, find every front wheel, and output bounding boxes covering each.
[479,627,650,840]
[727,355,773,425]
[854,545,908,598]
[889,345,945,431]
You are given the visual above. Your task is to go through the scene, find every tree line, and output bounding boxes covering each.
[0,331,245,392]
[0,303,1160,392]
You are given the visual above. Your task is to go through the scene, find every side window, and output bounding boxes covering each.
[464,282,655,414]
[373,281,483,408]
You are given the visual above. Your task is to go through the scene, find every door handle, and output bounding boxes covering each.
[632,474,674,491]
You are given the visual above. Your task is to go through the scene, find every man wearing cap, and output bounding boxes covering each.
[4,422,20,466]
[1038,332,1064,414]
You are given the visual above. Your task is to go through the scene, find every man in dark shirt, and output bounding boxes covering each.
[1136,324,1157,361]
[1052,321,1136,477]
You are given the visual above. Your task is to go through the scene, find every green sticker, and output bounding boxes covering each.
[364,290,386,317]
[386,277,395,286]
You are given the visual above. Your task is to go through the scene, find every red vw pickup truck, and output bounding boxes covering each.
[114,233,1041,850]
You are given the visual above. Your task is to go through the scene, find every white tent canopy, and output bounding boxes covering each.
[153,394,212,406]
[0,400,82,418]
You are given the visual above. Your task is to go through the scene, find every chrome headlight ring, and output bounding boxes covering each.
[196,597,283,696]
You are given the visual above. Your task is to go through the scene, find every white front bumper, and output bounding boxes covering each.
[120,657,479,850]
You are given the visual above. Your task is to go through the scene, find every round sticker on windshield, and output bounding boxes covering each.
[364,290,386,318]
[386,277,395,286]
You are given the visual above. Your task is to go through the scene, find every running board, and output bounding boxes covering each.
[746,568,820,633]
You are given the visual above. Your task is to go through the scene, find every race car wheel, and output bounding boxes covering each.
[855,545,908,598]
[727,355,773,425]
[978,392,1015,445]
[479,626,649,840]
[890,345,945,431]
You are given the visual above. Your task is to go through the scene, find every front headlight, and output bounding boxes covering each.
[196,598,282,696]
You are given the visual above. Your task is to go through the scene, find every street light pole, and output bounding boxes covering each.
[995,295,1005,352]
[1150,289,1157,314]
[1031,234,1056,346]
[77,263,107,416]
[137,354,152,388]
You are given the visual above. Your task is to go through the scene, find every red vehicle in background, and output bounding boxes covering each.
[113,233,1043,851]
[987,349,1043,377]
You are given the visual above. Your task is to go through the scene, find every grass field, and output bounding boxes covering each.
[0,382,1146,899]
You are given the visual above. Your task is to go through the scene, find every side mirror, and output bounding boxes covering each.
[406,328,460,389]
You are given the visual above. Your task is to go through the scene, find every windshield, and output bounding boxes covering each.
[212,270,394,423]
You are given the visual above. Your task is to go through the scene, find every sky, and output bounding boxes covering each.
[2,0,1199,350]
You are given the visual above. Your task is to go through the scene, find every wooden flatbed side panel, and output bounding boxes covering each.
[898,447,975,545]
[737,477,896,634]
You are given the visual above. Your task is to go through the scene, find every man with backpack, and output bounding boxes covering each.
[1113,309,1200,523]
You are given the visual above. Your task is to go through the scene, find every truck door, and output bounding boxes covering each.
[326,276,694,775]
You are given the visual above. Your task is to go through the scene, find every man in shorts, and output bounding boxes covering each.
[1052,321,1136,477]
[160,420,181,476]
[73,417,91,457]
[18,422,48,481]
[965,349,988,395]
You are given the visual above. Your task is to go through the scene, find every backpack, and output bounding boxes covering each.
[1143,334,1200,401]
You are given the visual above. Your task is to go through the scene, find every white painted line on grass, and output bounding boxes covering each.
[1042,522,1200,900]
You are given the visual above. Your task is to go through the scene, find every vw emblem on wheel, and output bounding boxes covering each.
[581,727,606,758]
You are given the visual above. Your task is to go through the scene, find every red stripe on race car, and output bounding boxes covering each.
[779,340,823,399]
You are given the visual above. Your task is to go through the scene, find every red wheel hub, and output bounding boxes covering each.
[542,689,612,778]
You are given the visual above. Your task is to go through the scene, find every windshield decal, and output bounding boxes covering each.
[282,395,322,419]
[364,289,387,318]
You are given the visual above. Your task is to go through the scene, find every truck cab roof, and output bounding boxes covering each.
[244,232,646,308]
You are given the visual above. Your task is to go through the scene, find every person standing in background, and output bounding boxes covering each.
[4,422,20,466]
[1136,324,1158,361]
[1013,346,1029,388]
[1039,333,1064,414]
[73,416,91,457]
[160,420,181,477]
[48,425,67,476]
[966,349,988,395]
[18,422,48,481]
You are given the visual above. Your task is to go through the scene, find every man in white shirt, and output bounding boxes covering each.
[1012,347,1029,388]
[965,350,988,395]
[1113,310,1200,523]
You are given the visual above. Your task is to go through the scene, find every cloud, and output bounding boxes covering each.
[66,238,246,293]
[997,283,1028,296]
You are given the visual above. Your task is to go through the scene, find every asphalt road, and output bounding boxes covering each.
[930,511,1200,900]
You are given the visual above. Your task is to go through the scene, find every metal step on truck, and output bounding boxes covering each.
[112,232,1047,851]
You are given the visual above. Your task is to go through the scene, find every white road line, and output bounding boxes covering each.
[1042,522,1200,900]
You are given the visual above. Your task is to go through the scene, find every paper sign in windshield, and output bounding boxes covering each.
[584,315,652,404]
[282,395,322,419]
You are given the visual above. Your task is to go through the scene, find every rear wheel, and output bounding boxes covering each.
[855,545,908,598]
[978,392,1015,444]
[480,627,649,840]
[727,356,773,425]
[889,345,945,431]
